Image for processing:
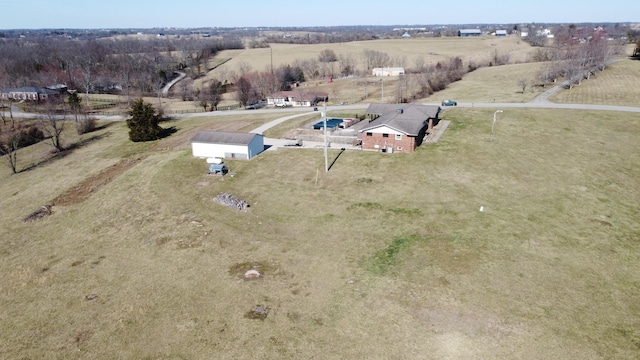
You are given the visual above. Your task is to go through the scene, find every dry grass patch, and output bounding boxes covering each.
[423,62,544,103]
[1,107,640,358]
[206,37,535,83]
[550,58,640,106]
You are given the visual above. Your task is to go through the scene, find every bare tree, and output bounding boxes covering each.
[294,58,320,81]
[362,50,390,69]
[237,61,252,77]
[0,98,15,128]
[208,78,225,110]
[517,79,529,93]
[414,56,426,72]
[338,54,356,77]
[393,55,408,69]
[0,127,21,174]
[76,40,106,107]
[234,76,252,106]
[39,100,66,152]
[318,49,338,63]
[395,74,411,103]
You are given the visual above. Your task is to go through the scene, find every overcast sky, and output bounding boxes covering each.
[2,0,638,29]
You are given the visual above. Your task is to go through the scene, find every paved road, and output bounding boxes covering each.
[5,79,640,136]
[161,71,186,97]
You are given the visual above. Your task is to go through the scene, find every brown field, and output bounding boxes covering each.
[424,61,545,103]
[2,105,640,358]
[197,36,534,85]
[2,36,640,359]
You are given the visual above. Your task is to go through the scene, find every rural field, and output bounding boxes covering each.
[2,35,640,359]
[2,102,640,358]
[550,58,640,106]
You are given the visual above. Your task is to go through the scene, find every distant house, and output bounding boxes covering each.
[495,30,508,37]
[372,67,405,77]
[458,29,482,37]
[359,103,441,153]
[190,131,264,160]
[0,87,59,102]
[266,91,328,107]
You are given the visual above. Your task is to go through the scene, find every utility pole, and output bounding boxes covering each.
[323,99,328,172]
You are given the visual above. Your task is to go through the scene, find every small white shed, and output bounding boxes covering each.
[190,131,264,160]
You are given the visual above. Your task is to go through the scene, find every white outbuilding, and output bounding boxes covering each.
[190,131,264,160]
[372,67,405,76]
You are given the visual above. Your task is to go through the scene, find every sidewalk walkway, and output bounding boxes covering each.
[250,111,316,134]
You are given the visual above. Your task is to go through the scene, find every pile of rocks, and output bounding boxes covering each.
[213,193,249,212]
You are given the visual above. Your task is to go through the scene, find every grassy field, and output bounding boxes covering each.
[1,104,640,358]
[199,36,534,84]
[423,61,545,103]
[550,58,640,106]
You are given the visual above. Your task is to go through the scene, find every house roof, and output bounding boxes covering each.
[1,87,58,95]
[267,91,328,102]
[190,131,262,146]
[459,29,482,34]
[360,103,440,136]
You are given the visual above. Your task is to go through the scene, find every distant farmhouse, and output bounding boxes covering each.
[359,103,441,153]
[0,86,64,102]
[372,67,405,77]
[458,29,482,37]
[266,91,328,107]
[495,30,508,37]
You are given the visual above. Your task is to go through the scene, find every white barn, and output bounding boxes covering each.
[372,67,405,76]
[190,131,264,160]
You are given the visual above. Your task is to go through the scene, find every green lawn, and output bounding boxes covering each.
[1,106,639,358]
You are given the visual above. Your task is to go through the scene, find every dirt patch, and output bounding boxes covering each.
[52,157,145,206]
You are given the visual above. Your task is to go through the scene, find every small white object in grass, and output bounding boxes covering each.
[479,206,484,212]
[244,270,261,279]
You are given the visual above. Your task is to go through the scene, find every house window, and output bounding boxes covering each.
[395,134,402,140]
[366,132,372,136]
[382,133,389,138]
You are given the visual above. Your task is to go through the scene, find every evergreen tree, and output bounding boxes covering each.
[126,98,163,142]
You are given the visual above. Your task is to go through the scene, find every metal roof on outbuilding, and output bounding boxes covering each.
[190,131,262,146]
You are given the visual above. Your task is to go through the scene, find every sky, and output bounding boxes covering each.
[1,0,638,30]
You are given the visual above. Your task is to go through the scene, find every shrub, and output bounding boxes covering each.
[75,116,97,135]
[126,98,163,142]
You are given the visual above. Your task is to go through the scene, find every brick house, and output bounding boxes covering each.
[359,103,440,153]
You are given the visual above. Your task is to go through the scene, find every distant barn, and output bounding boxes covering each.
[458,29,482,37]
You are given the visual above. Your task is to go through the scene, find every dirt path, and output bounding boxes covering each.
[51,157,145,206]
